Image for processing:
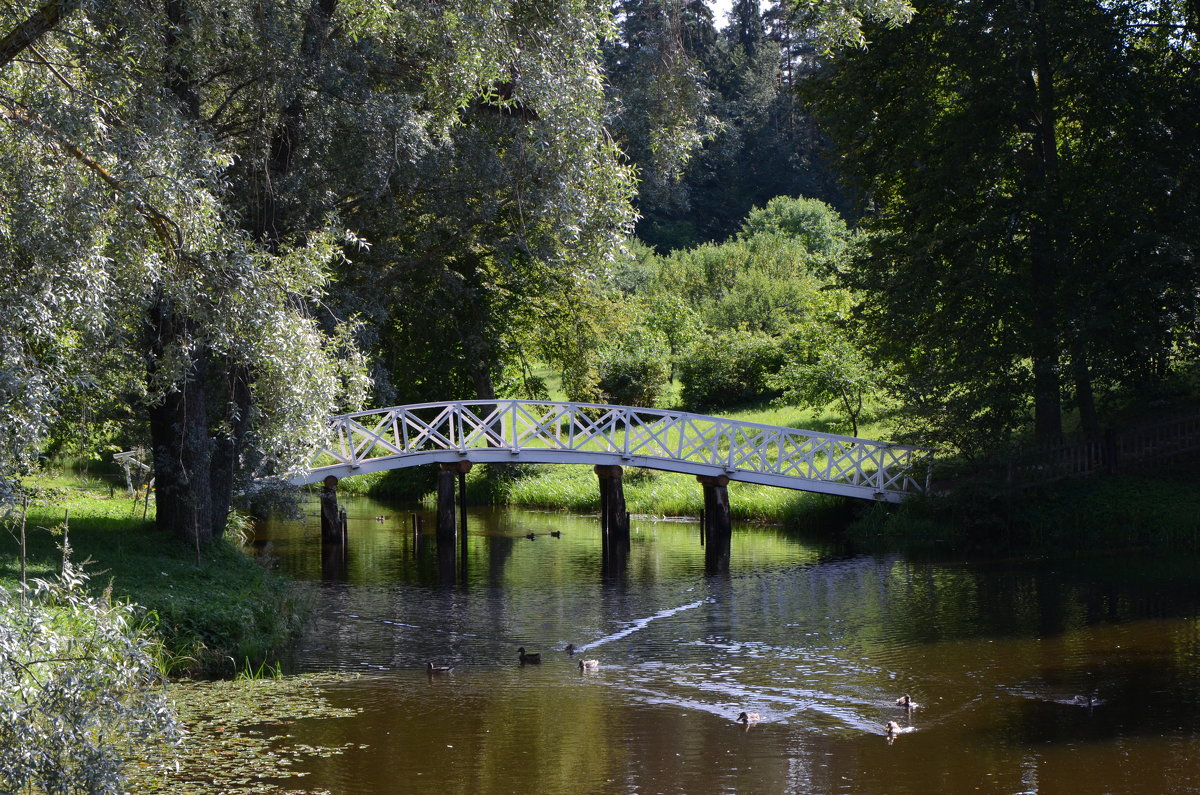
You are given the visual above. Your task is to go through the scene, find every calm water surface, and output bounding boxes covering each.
[254,490,1200,794]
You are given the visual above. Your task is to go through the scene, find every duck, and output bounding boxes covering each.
[737,711,760,726]
[564,644,577,655]
[517,647,541,664]
[885,720,915,743]
[526,533,537,540]
[896,693,920,710]
[550,531,562,538]
[579,659,600,672]
[374,515,388,522]
[426,662,453,674]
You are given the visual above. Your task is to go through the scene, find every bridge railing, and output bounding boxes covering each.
[305,400,933,500]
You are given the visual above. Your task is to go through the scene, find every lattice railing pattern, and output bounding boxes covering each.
[300,400,933,501]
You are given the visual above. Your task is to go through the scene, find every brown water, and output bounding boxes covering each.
[254,493,1200,794]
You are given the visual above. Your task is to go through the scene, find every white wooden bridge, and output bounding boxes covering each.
[294,400,932,502]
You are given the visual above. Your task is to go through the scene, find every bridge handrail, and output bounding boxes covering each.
[327,399,928,451]
[303,400,934,501]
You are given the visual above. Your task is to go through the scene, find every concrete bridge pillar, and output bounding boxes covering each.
[595,465,629,572]
[697,475,731,574]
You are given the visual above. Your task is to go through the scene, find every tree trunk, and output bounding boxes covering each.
[0,0,76,71]
[1020,0,1065,444]
[147,298,213,546]
[208,362,251,540]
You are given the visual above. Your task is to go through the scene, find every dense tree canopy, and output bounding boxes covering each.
[0,0,635,541]
[807,0,1200,453]
[10,0,1189,536]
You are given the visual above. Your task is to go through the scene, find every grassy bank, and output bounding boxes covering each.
[1,473,306,676]
[848,468,1200,553]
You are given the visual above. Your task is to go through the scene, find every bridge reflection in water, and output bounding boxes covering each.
[293,400,933,578]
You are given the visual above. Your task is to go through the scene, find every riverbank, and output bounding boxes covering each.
[848,466,1200,553]
[0,473,306,676]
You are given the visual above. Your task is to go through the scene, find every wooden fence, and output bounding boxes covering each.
[1000,413,1200,488]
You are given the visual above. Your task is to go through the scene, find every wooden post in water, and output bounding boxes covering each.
[320,475,341,544]
[697,475,731,574]
[595,465,629,574]
[436,464,458,541]
[457,462,471,584]
[436,461,468,586]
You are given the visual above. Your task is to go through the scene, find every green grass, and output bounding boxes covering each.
[530,362,568,401]
[1,473,307,677]
[486,462,853,524]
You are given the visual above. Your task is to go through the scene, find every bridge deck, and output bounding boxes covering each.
[295,400,933,502]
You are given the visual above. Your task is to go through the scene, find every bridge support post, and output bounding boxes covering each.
[595,465,629,573]
[320,475,342,544]
[697,475,731,574]
[437,462,472,585]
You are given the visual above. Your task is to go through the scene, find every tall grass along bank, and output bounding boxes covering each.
[1,473,307,676]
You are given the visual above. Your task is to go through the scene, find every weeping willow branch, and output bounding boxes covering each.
[0,98,185,257]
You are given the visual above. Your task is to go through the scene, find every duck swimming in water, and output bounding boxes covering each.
[579,659,600,672]
[564,644,576,655]
[517,647,541,664]
[896,693,920,710]
[885,720,915,744]
[737,711,760,728]
[426,662,453,674]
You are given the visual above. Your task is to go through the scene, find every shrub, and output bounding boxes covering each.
[596,328,672,407]
[0,558,178,794]
[679,329,785,412]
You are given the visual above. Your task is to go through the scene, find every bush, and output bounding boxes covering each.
[0,558,178,794]
[596,327,672,407]
[679,329,785,411]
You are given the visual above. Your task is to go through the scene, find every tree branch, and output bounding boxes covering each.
[0,0,76,71]
[0,97,184,256]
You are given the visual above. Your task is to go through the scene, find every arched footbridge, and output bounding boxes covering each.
[294,400,932,503]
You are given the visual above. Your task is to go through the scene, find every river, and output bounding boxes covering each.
[252,491,1200,794]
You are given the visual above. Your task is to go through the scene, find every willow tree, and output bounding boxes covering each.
[0,0,633,543]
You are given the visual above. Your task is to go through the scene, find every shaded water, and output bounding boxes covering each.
[254,493,1200,794]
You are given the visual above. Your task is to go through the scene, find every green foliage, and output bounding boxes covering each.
[619,1,905,249]
[851,470,1200,553]
[596,325,672,407]
[679,328,785,411]
[2,474,305,676]
[632,195,878,428]
[0,559,179,794]
[807,0,1200,453]
[737,195,850,260]
[769,325,879,436]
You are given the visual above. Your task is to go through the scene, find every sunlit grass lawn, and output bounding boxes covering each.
[1,473,304,675]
